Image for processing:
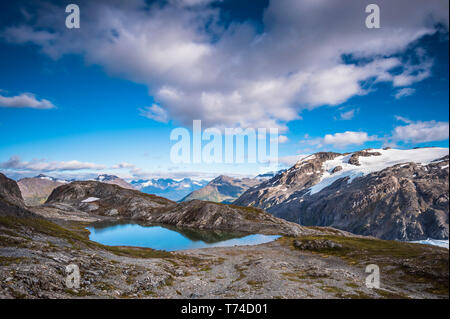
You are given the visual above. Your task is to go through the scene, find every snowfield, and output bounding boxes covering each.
[410,239,449,249]
[309,147,449,195]
[81,197,100,203]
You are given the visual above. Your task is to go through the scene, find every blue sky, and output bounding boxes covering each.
[0,0,448,181]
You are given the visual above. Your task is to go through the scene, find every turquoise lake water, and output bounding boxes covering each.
[86,223,280,251]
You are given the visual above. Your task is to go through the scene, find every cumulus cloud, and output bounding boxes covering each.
[394,88,416,99]
[323,131,377,148]
[392,118,449,143]
[0,156,106,172]
[2,0,447,128]
[307,131,378,148]
[0,91,55,109]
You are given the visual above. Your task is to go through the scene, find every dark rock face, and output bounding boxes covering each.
[331,166,342,174]
[0,173,35,218]
[348,150,381,166]
[46,181,175,220]
[0,173,25,207]
[234,149,449,240]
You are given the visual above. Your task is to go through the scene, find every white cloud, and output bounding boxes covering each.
[2,25,56,47]
[111,162,136,169]
[392,50,433,87]
[312,131,377,148]
[0,91,55,109]
[278,135,289,143]
[339,109,356,120]
[1,0,447,128]
[394,88,416,99]
[139,104,169,123]
[394,115,413,124]
[0,156,106,172]
[392,119,449,143]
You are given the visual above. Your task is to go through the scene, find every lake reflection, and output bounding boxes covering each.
[87,222,280,251]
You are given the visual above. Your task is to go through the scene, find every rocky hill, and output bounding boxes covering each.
[18,174,67,206]
[0,173,35,218]
[45,181,174,219]
[234,148,449,241]
[149,200,315,236]
[181,175,261,203]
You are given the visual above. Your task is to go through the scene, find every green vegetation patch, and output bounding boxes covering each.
[0,216,173,259]
[284,235,449,297]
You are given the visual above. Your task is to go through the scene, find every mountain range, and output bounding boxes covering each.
[94,174,135,190]
[5,147,450,241]
[1,169,448,299]
[234,147,449,241]
[131,178,209,201]
[181,175,262,203]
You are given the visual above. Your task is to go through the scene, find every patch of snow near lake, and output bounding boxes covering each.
[82,197,100,203]
[309,148,449,195]
[409,239,449,249]
[38,176,53,181]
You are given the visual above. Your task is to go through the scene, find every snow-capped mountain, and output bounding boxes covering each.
[131,178,209,201]
[181,175,262,203]
[234,147,449,241]
[34,174,69,184]
[93,174,135,190]
[255,170,287,180]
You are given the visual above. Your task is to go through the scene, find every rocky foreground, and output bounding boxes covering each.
[0,173,449,299]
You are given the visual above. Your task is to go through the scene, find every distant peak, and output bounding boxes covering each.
[96,174,120,181]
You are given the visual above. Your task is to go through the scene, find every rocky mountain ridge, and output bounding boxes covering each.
[0,173,35,218]
[94,174,135,190]
[45,181,174,219]
[234,148,449,240]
